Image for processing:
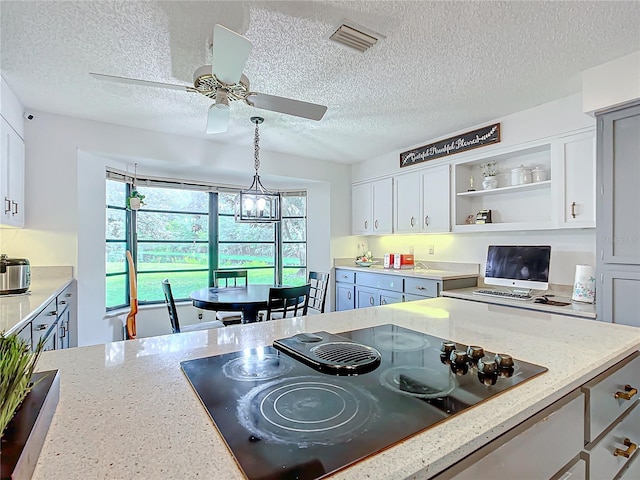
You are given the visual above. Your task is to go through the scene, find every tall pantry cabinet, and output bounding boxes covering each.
[596,102,640,327]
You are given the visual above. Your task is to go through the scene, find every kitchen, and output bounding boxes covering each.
[1,1,640,479]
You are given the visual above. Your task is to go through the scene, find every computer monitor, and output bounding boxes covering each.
[484,245,551,293]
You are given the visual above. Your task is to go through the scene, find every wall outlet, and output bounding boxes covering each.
[428,245,435,255]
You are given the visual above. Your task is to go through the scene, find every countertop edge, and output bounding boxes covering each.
[334,265,479,281]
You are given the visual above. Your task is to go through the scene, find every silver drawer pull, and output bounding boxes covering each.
[614,384,638,400]
[65,293,72,297]
[613,438,637,458]
[414,286,426,290]
[47,310,58,316]
[35,323,48,331]
[347,291,351,300]
[369,296,374,305]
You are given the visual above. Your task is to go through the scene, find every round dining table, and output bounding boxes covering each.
[190,285,278,323]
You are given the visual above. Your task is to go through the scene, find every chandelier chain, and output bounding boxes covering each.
[254,121,260,173]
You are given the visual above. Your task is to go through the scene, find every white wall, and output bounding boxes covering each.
[350,93,597,286]
[6,112,352,345]
[582,51,640,114]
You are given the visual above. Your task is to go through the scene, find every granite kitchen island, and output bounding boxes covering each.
[31,297,640,479]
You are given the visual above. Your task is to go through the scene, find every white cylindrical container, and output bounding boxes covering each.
[572,264,595,303]
[531,166,548,183]
[511,165,532,186]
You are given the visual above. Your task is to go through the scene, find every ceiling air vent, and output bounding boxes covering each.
[329,23,381,52]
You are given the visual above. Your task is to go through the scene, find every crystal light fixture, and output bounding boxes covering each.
[236,117,281,222]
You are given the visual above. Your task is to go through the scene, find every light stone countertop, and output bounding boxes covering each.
[442,286,597,319]
[32,297,640,480]
[0,266,74,334]
[334,260,479,281]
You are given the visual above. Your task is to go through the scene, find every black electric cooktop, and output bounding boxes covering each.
[180,324,547,480]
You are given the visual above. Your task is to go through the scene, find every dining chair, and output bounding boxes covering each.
[125,251,137,340]
[162,279,224,333]
[212,269,248,325]
[265,284,311,321]
[307,271,330,314]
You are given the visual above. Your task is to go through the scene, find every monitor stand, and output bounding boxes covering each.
[511,287,532,296]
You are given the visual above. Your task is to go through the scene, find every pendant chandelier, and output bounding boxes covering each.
[236,117,281,223]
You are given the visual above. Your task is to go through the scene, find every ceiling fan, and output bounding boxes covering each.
[90,24,327,133]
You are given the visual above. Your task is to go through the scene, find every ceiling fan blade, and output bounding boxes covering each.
[89,72,193,92]
[247,93,327,121]
[211,24,252,85]
[206,105,230,134]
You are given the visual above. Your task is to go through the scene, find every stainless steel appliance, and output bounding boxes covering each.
[181,324,547,480]
[0,254,30,294]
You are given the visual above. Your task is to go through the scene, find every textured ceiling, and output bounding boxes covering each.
[1,1,639,164]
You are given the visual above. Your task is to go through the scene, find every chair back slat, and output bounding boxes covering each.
[213,269,248,288]
[307,271,330,314]
[161,279,181,333]
[266,284,311,320]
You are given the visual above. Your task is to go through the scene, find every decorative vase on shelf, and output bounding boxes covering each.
[482,176,498,190]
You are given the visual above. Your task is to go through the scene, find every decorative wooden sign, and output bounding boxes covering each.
[400,123,500,168]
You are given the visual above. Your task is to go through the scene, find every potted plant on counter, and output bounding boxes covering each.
[0,333,44,436]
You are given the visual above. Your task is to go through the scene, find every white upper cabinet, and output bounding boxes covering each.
[352,178,393,235]
[0,116,25,227]
[394,172,421,233]
[422,164,450,233]
[552,130,596,228]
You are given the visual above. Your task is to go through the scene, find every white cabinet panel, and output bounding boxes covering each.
[352,178,393,235]
[394,172,421,233]
[422,164,450,233]
[0,116,25,227]
[554,131,596,228]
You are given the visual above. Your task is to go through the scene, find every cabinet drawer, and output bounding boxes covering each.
[404,277,439,298]
[356,272,403,292]
[587,401,640,480]
[335,270,355,284]
[57,283,74,312]
[551,458,586,480]
[31,298,58,347]
[583,352,640,442]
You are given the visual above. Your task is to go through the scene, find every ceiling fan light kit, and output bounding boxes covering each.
[236,117,281,223]
[90,24,327,134]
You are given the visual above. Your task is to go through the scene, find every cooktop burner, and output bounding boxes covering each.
[181,324,547,480]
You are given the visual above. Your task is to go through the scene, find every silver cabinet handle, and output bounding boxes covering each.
[415,286,426,290]
[347,291,351,300]
[374,219,379,229]
[410,216,415,227]
[4,197,10,214]
[381,298,387,305]
[65,293,72,297]
[364,220,368,229]
[571,201,576,218]
[11,201,18,215]
[369,296,374,305]
[47,310,58,316]
[425,215,430,226]
[35,323,48,331]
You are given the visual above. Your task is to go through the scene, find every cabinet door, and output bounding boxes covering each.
[598,105,640,265]
[356,285,379,308]
[394,172,421,233]
[352,183,372,235]
[0,116,25,227]
[598,268,640,326]
[556,131,596,228]
[422,165,450,233]
[371,178,393,234]
[336,283,355,311]
[379,290,402,306]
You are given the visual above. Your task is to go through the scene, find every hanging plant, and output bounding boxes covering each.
[126,190,146,211]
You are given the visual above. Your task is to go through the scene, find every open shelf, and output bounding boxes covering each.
[457,180,551,197]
